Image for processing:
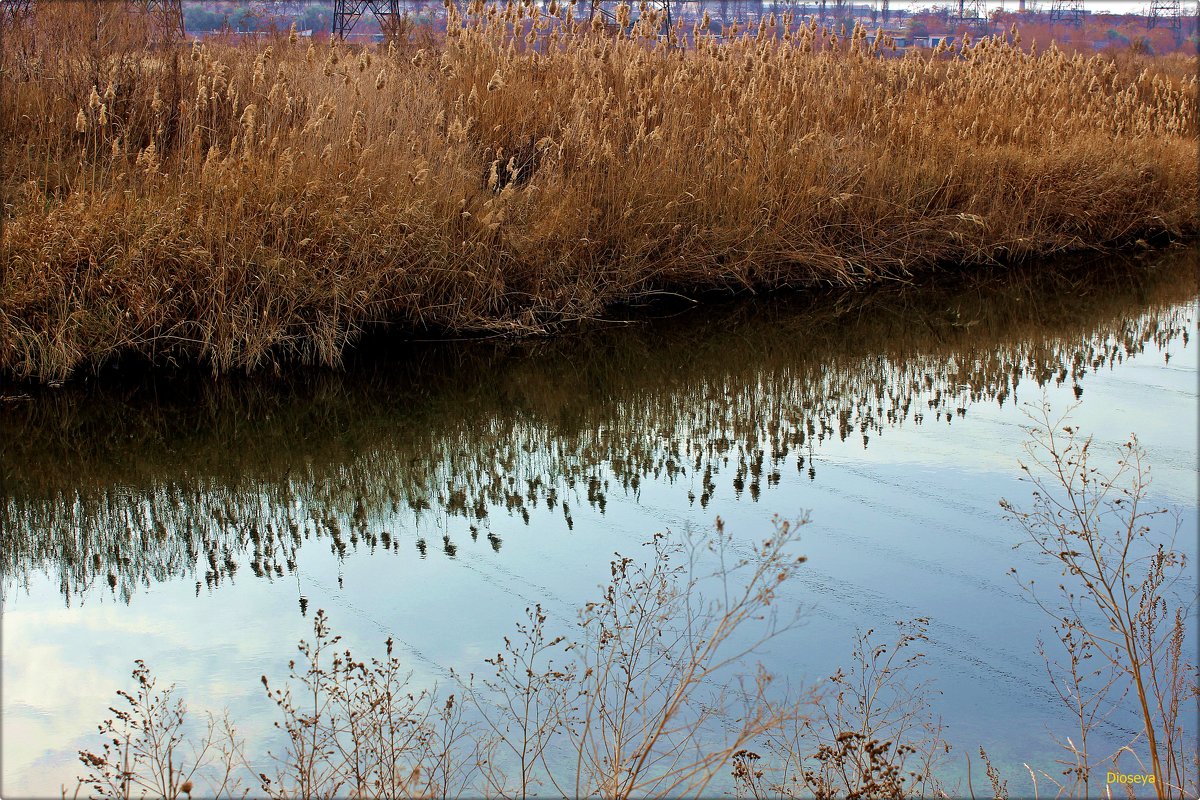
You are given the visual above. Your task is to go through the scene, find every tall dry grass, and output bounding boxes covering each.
[1,2,1196,381]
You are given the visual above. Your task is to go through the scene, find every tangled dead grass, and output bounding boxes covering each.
[1,2,1196,381]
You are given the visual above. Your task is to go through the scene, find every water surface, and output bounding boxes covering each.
[2,249,1197,797]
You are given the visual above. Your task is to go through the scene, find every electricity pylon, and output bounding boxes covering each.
[1047,0,1084,28]
[584,0,673,38]
[949,0,985,25]
[1147,0,1182,31]
[0,0,33,27]
[134,0,186,41]
[2,1,184,38]
[332,0,402,37]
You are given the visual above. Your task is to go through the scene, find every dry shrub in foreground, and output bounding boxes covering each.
[2,3,1197,381]
[77,517,813,799]
[731,619,950,799]
[1002,404,1199,800]
[730,406,1199,800]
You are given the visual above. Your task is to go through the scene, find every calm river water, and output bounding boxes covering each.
[2,250,1197,798]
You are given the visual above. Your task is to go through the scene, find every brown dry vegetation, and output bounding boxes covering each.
[1,2,1197,381]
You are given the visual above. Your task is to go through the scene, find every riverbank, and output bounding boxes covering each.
[2,4,1196,382]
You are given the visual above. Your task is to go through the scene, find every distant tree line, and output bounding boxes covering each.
[183,1,329,33]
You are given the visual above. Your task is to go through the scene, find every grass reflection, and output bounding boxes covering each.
[1,249,1195,603]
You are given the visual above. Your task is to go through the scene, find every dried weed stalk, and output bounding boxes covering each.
[79,516,812,799]
[1002,403,1198,799]
[77,660,249,800]
[732,618,949,800]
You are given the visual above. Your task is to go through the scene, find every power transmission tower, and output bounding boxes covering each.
[0,0,33,27]
[332,0,403,38]
[949,0,984,25]
[584,0,673,38]
[1147,0,1181,31]
[1047,0,1083,28]
[133,0,186,41]
[2,1,184,38]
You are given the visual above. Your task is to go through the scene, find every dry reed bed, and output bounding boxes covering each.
[1,3,1197,381]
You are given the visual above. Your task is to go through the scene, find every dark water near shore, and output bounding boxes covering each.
[2,249,1197,797]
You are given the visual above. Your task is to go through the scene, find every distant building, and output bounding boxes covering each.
[866,29,908,48]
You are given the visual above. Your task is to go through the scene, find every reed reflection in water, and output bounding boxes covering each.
[0,249,1196,798]
[3,250,1194,605]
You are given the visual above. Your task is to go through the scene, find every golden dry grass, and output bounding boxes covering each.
[1,2,1196,381]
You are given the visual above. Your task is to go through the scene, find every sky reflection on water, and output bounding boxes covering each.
[2,249,1197,798]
